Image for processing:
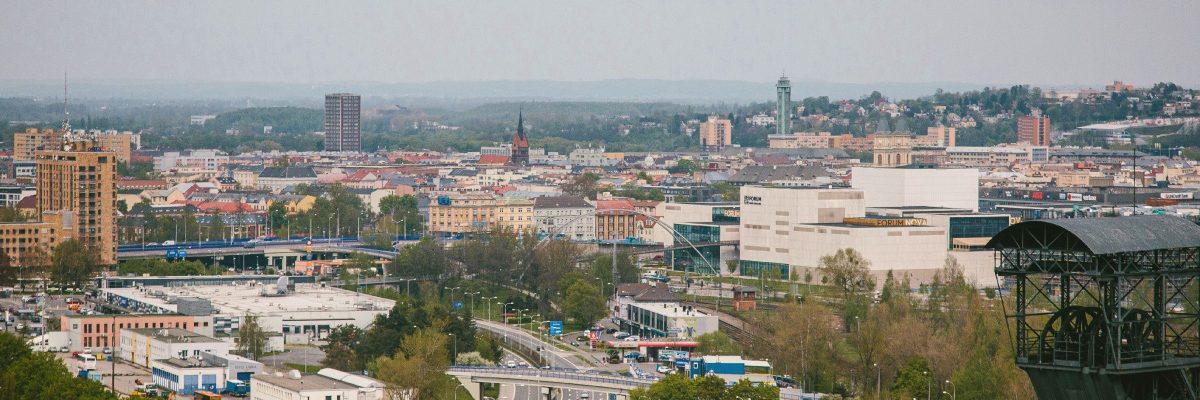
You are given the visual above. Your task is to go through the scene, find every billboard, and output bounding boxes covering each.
[1161,192,1194,200]
[548,321,563,336]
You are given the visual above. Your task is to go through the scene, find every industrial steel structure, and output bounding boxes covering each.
[988,216,1200,399]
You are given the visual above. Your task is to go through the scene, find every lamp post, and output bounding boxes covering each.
[945,380,955,400]
[874,363,881,400]
[449,332,457,365]
[502,302,515,324]
[924,371,930,400]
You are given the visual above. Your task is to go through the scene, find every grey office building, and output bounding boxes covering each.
[324,93,361,152]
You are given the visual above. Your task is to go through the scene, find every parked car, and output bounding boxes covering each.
[613,332,630,339]
[505,361,517,368]
[656,365,674,374]
[623,335,640,341]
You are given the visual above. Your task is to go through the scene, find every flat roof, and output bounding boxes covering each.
[101,284,395,317]
[253,372,357,392]
[629,302,712,318]
[128,328,222,344]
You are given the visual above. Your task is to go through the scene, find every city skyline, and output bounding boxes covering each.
[1,1,1198,88]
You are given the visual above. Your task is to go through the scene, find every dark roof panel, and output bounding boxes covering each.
[986,215,1200,255]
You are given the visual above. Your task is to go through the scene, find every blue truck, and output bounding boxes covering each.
[224,379,250,397]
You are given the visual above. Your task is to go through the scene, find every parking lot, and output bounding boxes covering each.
[54,352,151,397]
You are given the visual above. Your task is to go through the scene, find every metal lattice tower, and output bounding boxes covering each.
[988,216,1200,399]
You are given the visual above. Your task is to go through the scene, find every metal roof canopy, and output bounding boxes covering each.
[987,215,1200,256]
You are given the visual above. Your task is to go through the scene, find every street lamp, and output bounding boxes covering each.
[945,380,955,400]
[448,332,457,365]
[923,371,930,400]
[502,302,515,324]
[874,363,881,400]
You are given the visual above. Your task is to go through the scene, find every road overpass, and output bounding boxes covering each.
[447,366,654,400]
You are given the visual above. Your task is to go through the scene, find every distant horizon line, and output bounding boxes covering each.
[0,77,1177,89]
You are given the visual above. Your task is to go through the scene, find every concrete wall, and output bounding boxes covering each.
[852,167,979,211]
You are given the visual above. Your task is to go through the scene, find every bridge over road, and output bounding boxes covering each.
[446,366,655,400]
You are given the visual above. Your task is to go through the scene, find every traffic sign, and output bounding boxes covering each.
[453,301,463,310]
[548,321,563,336]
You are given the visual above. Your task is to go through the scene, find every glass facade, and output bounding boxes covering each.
[948,216,1009,244]
[738,260,790,280]
[667,223,724,275]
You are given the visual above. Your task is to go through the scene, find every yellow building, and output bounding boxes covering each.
[699,116,733,150]
[36,143,118,265]
[0,211,76,267]
[14,128,138,163]
[495,197,534,233]
[872,134,913,167]
[427,192,500,235]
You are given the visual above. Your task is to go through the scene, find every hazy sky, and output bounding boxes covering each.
[4,1,1198,87]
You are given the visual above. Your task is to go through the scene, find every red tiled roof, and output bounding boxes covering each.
[478,155,511,165]
[16,195,37,209]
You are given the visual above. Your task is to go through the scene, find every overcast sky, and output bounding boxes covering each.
[3,1,1198,87]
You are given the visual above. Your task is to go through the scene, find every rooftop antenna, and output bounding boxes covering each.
[61,71,71,135]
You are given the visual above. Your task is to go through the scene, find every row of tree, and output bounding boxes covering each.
[0,239,101,291]
[734,249,1033,399]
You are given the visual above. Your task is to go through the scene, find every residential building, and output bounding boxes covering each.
[427,192,499,235]
[925,126,956,147]
[120,328,231,368]
[0,210,75,267]
[594,199,643,241]
[568,146,608,167]
[257,166,318,193]
[699,115,733,150]
[36,142,118,264]
[14,128,139,163]
[154,150,229,174]
[495,197,534,232]
[1018,114,1052,146]
[768,132,835,149]
[324,93,362,152]
[533,195,595,241]
[0,184,35,207]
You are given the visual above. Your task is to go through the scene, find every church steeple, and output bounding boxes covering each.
[517,109,526,140]
[510,108,530,166]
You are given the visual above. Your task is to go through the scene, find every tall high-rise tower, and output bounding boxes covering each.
[776,74,792,136]
[510,111,530,166]
[324,93,361,152]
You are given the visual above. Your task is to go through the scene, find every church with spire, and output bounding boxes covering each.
[509,111,529,166]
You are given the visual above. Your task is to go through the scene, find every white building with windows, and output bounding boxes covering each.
[120,328,231,368]
[251,368,384,400]
[533,195,596,241]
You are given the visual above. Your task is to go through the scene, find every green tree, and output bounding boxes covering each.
[51,240,98,290]
[675,159,699,173]
[891,357,933,399]
[695,332,742,355]
[630,374,731,400]
[0,207,26,223]
[818,248,875,297]
[563,280,607,329]
[237,314,268,359]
